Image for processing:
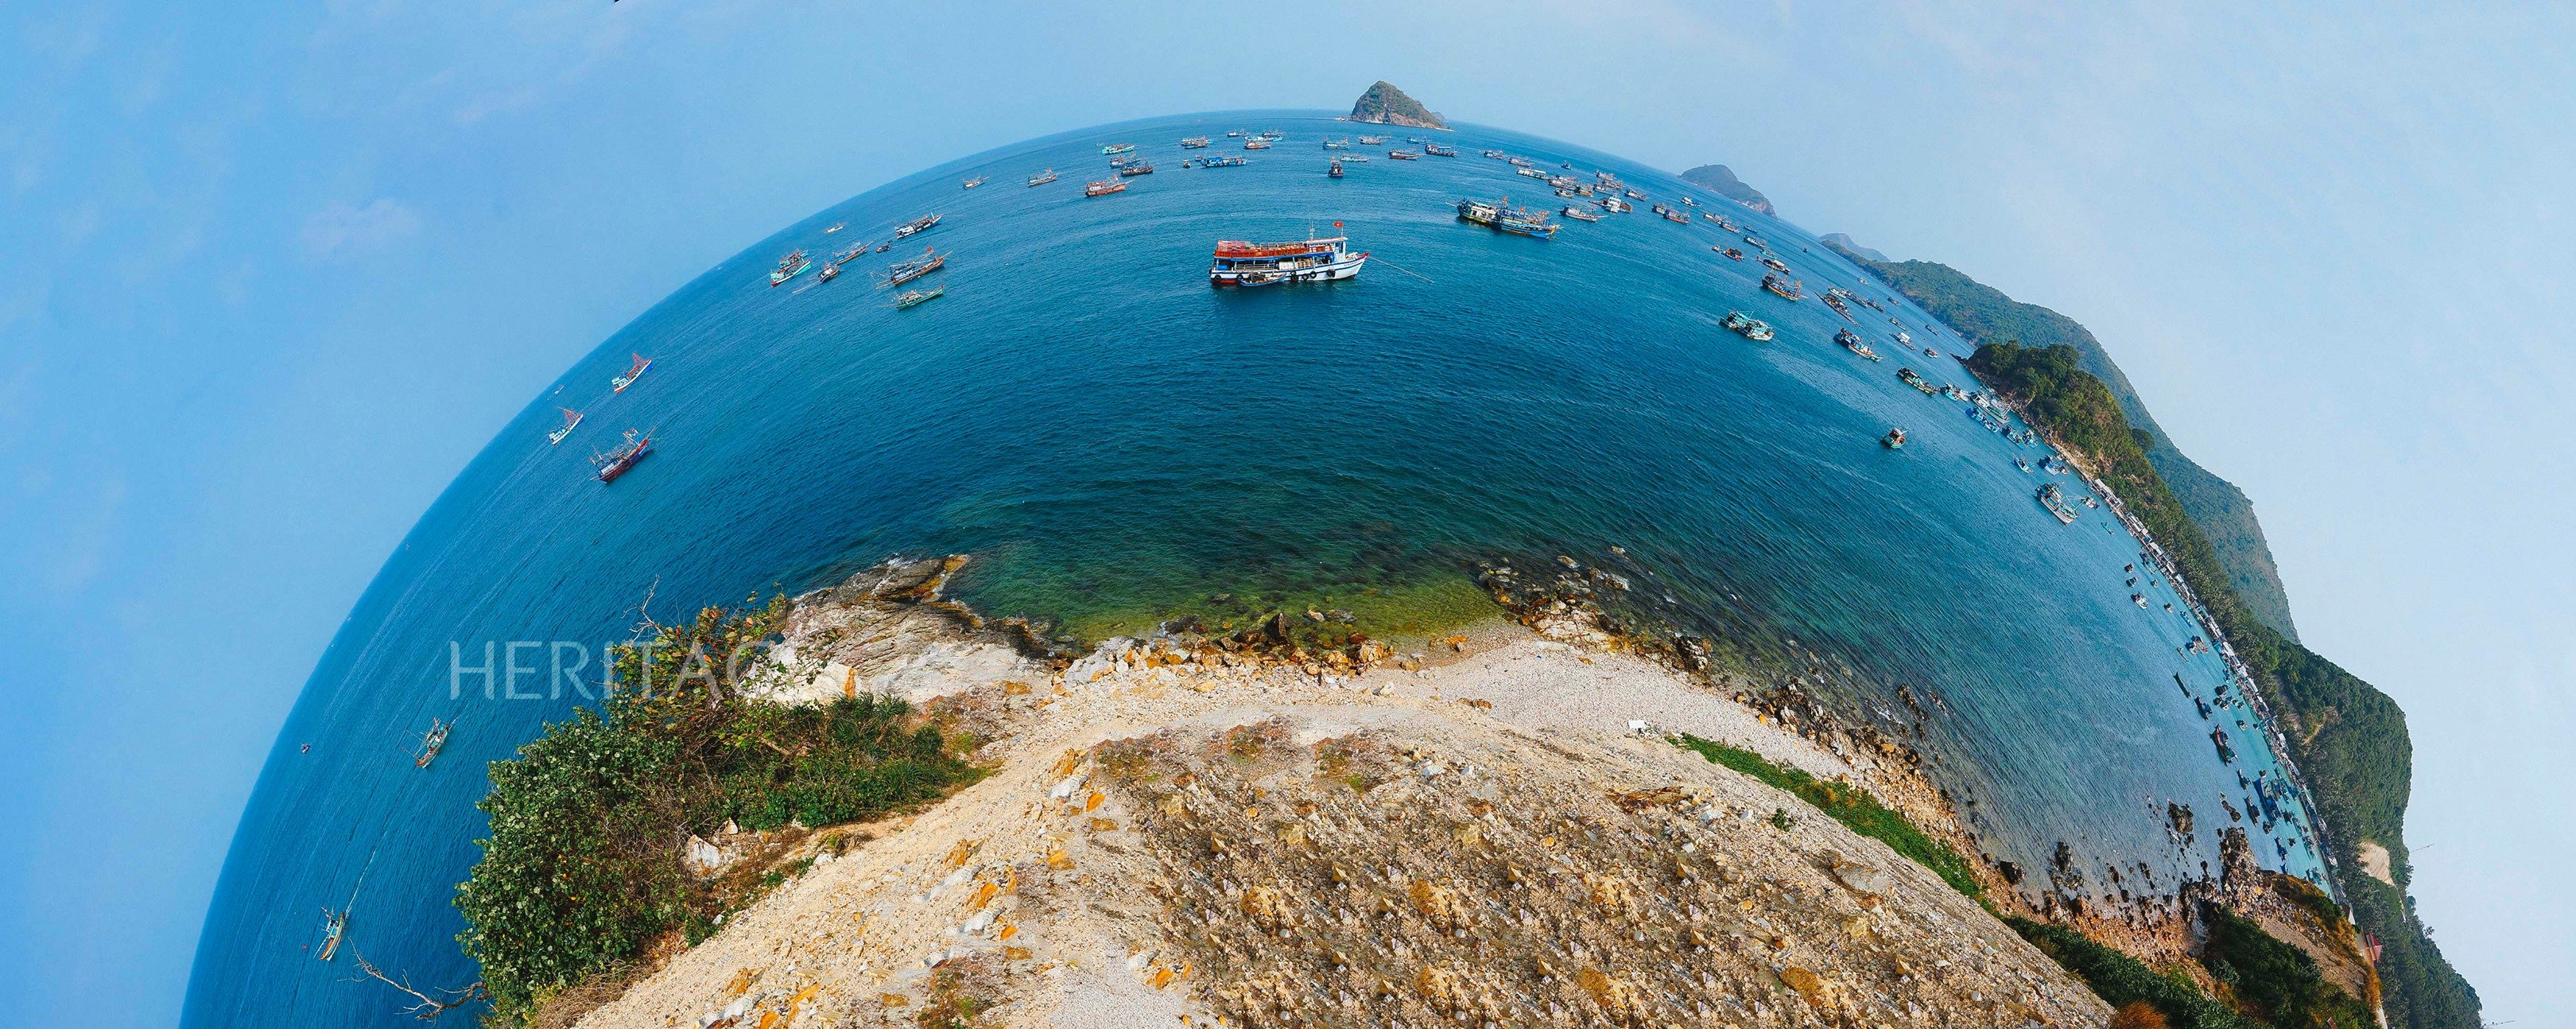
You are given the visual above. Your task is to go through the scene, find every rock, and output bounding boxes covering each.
[1346,80,1447,129]
[1827,855,1892,898]
[1778,965,1824,999]
[683,833,736,878]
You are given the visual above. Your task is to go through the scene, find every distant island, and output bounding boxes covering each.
[1680,164,1775,216]
[1348,80,1448,130]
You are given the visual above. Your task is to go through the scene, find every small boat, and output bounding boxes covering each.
[1597,195,1631,213]
[1721,312,1775,341]
[1423,143,1457,157]
[884,247,945,286]
[875,243,892,253]
[1680,196,1697,206]
[1244,139,1272,150]
[1388,149,1420,160]
[1255,130,1283,141]
[1358,134,1389,145]
[1118,161,1156,177]
[1761,273,1805,300]
[1715,247,1744,260]
[1507,157,1534,167]
[611,353,653,393]
[2037,483,2080,524]
[1323,137,1349,149]
[824,222,844,234]
[961,175,987,189]
[546,407,583,445]
[817,262,840,283]
[893,213,941,239]
[1517,167,1550,180]
[1624,189,1646,200]
[1562,205,1603,222]
[1328,158,1344,178]
[316,907,347,963]
[1744,235,1768,248]
[1482,149,1507,159]
[1661,207,1691,224]
[831,246,864,266]
[1208,233,1369,286]
[1085,179,1126,197]
[1761,257,1790,272]
[1181,136,1211,149]
[1200,156,1247,168]
[1896,368,1942,395]
[769,248,810,286]
[1226,130,1247,138]
[1882,428,1907,449]
[1342,154,1369,162]
[1101,142,1137,155]
[1456,198,1558,239]
[894,286,945,309]
[592,428,652,483]
[414,717,452,768]
[1026,169,1058,187]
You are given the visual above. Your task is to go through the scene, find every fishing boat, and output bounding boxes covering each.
[1562,205,1603,222]
[1342,154,1368,162]
[1208,231,1369,286]
[1085,179,1127,196]
[1181,136,1211,149]
[769,249,810,286]
[316,907,347,962]
[831,245,864,266]
[1423,143,1457,157]
[1482,149,1507,159]
[1821,293,1855,320]
[1323,136,1349,149]
[1679,196,1697,206]
[1837,330,1884,361]
[546,407,583,445]
[1026,168,1058,187]
[1200,155,1247,168]
[1455,198,1558,239]
[1255,130,1283,141]
[1328,158,1344,178]
[961,175,986,189]
[1761,257,1789,272]
[1597,195,1631,213]
[1516,167,1550,180]
[414,717,452,768]
[1624,189,1646,200]
[1721,312,1775,340]
[1507,156,1534,167]
[884,247,946,286]
[1243,138,1272,150]
[1661,207,1691,224]
[1388,149,1420,160]
[1101,142,1136,155]
[1118,161,1155,177]
[592,428,652,483]
[2036,483,2080,524]
[824,222,844,234]
[1882,428,1907,449]
[817,262,840,284]
[892,213,941,239]
[894,286,945,309]
[1895,367,1942,395]
[1743,235,1767,248]
[1358,134,1389,145]
[1226,130,1248,138]
[611,353,653,393]
[1715,247,1744,260]
[1761,273,1805,300]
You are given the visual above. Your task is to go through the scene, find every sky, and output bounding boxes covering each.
[2,2,2566,1025]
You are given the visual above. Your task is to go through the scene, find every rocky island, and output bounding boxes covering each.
[1681,164,1775,216]
[1347,80,1448,130]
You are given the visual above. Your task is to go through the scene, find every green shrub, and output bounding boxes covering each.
[1675,734,1981,899]
[455,598,980,1024]
[2201,905,2376,1028]
[2007,917,2254,1029]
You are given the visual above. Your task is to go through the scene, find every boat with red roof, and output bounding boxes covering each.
[1208,229,1369,286]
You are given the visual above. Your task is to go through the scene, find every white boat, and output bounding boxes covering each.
[546,407,583,445]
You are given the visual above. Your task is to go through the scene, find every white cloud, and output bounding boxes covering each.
[299,198,421,259]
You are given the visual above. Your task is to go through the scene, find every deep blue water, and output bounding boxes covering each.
[185,111,2324,1025]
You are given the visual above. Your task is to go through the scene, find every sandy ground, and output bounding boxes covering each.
[573,604,2108,1029]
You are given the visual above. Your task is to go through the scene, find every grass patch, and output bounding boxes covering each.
[1674,734,1981,899]
[1021,570,1506,648]
[2202,905,2376,1029]
[2007,916,2255,1029]
[454,597,983,1026]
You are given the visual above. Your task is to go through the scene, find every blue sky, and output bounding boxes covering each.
[3,2,2567,1024]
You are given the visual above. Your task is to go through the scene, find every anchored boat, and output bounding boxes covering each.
[1100,142,1136,155]
[1721,312,1775,341]
[546,407,583,445]
[1208,231,1369,286]
[1456,198,1559,239]
[1181,136,1211,149]
[414,717,452,768]
[892,213,941,239]
[2036,483,2080,524]
[1026,168,1058,187]
[611,353,652,393]
[592,428,652,483]
[1562,204,1603,222]
[1761,273,1805,300]
[769,249,810,286]
[894,286,945,309]
[1085,179,1126,196]
[883,247,945,286]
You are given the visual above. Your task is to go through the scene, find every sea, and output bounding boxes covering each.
[184,111,2327,1026]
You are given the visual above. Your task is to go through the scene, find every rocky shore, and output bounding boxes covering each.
[547,553,2370,1027]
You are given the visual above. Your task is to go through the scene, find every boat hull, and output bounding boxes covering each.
[1208,251,1368,286]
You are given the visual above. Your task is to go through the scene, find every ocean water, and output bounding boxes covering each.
[185,111,2325,1025]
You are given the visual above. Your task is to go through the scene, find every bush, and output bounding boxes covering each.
[2201,905,2376,1028]
[455,598,981,1024]
[2006,917,2253,1029]
[1675,734,1981,899]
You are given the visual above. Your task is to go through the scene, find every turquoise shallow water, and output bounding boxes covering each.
[186,111,2325,1025]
